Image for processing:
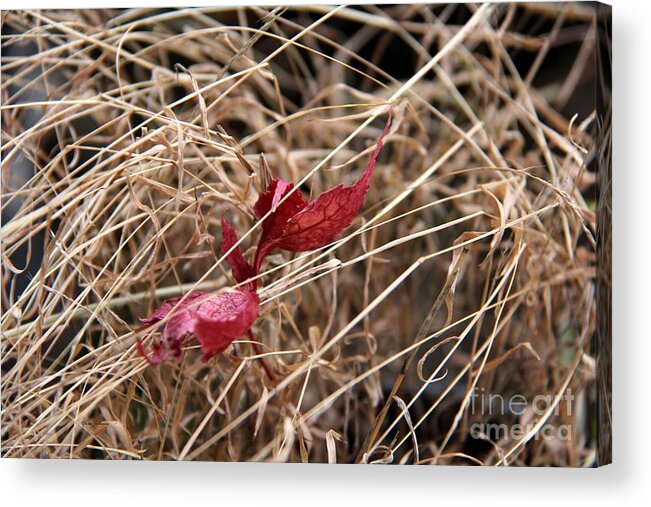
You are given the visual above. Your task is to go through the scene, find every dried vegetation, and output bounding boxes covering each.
[1,3,599,465]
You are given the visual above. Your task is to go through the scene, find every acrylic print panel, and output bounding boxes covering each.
[0,2,612,466]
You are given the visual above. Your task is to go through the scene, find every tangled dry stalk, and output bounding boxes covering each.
[2,4,600,465]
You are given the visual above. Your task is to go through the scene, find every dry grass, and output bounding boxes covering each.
[1,3,599,465]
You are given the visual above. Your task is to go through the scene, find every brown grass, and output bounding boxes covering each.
[1,3,598,465]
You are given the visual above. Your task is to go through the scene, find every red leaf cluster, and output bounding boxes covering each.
[253,113,391,271]
[137,113,390,366]
[136,290,259,365]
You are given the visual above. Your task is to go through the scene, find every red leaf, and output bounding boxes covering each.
[139,295,187,325]
[194,290,259,361]
[253,113,391,264]
[137,290,259,365]
[253,179,308,271]
[220,217,256,289]
[137,291,210,365]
